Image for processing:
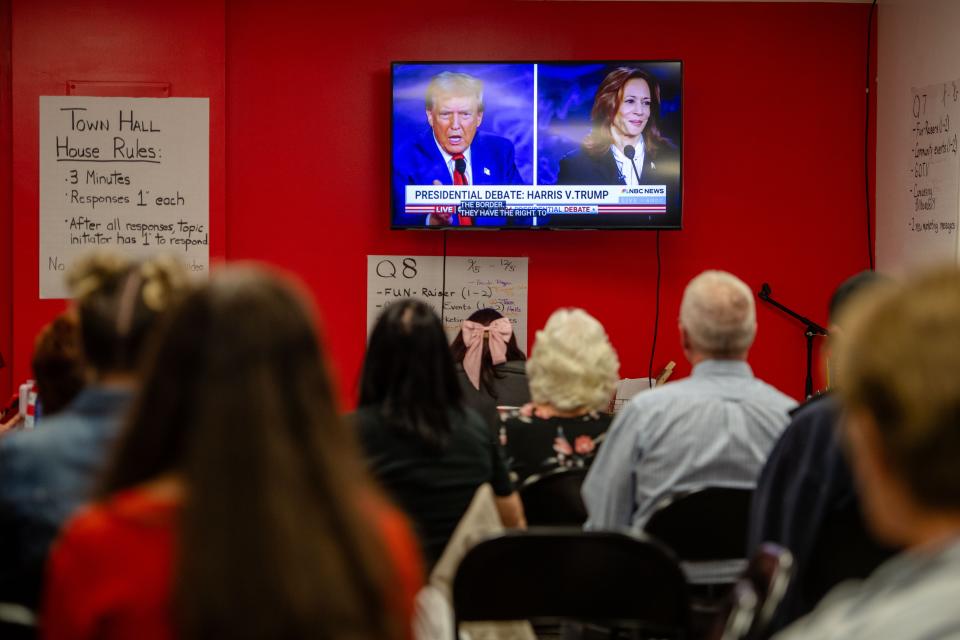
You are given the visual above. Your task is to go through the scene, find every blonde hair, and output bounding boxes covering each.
[526,308,620,412]
[837,267,960,509]
[66,250,130,301]
[679,270,756,358]
[425,71,484,112]
[66,251,189,374]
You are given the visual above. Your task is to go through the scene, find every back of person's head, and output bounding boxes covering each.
[100,265,397,640]
[67,251,187,378]
[360,298,462,450]
[679,270,756,359]
[31,312,84,416]
[837,267,960,521]
[828,270,889,326]
[526,308,620,413]
[449,308,526,397]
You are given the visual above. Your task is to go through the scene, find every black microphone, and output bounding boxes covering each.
[454,156,467,176]
[759,283,771,300]
[622,145,642,183]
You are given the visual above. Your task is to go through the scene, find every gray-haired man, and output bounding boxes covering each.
[583,270,796,533]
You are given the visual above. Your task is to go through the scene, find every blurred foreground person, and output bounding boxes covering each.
[43,267,422,640]
[775,267,960,640]
[0,252,185,609]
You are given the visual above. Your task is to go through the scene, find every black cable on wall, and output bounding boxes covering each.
[648,230,661,383]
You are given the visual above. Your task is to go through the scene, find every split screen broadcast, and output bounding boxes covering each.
[391,61,682,230]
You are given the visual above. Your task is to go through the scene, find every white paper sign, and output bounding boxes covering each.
[367,255,528,349]
[39,96,209,298]
[901,81,960,266]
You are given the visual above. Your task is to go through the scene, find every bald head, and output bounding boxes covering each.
[679,270,757,360]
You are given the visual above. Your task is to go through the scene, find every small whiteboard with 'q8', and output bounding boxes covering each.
[39,96,209,299]
[367,256,528,348]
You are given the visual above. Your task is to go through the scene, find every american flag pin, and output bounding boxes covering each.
[483,167,491,176]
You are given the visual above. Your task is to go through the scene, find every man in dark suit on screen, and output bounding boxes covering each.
[393,71,524,227]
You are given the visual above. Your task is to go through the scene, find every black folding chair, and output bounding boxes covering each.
[644,487,754,562]
[711,543,793,640]
[452,528,690,639]
[644,487,755,636]
[519,467,588,526]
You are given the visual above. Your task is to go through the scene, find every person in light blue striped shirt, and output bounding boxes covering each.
[582,270,796,534]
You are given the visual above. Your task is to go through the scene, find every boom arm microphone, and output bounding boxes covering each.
[756,281,828,398]
[623,145,643,184]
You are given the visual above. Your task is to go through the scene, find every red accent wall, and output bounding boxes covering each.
[8,0,225,391]
[0,0,11,401]
[226,1,876,403]
[7,1,876,405]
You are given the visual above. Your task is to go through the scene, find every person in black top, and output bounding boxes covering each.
[355,299,525,569]
[748,271,896,635]
[500,308,620,484]
[450,308,530,432]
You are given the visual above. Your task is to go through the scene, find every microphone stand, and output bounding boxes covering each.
[757,283,828,399]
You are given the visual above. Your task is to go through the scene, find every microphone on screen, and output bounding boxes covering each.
[623,145,642,184]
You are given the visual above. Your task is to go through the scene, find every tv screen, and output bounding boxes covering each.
[391,61,682,230]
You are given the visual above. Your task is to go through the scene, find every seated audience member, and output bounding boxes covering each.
[355,299,525,569]
[748,272,896,635]
[583,270,796,532]
[499,308,619,484]
[0,252,186,609]
[31,312,85,421]
[774,268,960,640]
[43,267,422,640]
[0,313,84,435]
[450,308,529,430]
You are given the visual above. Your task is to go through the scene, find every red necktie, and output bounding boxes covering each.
[452,153,472,225]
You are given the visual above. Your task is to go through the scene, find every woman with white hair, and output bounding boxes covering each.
[499,308,620,483]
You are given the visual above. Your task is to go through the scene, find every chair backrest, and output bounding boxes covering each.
[518,467,588,526]
[0,602,37,640]
[644,487,754,561]
[713,543,793,640]
[452,528,689,635]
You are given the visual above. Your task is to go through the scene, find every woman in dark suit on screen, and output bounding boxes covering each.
[557,67,678,187]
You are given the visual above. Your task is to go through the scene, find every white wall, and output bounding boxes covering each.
[876,0,960,272]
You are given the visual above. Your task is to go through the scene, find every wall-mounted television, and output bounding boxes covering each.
[391,61,682,230]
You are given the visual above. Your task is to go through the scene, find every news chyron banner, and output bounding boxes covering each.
[39,96,209,299]
[404,184,667,219]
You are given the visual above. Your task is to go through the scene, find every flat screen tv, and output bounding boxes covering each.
[391,61,682,230]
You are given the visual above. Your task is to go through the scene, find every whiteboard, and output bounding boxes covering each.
[876,0,960,272]
[367,256,528,349]
[39,96,209,298]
